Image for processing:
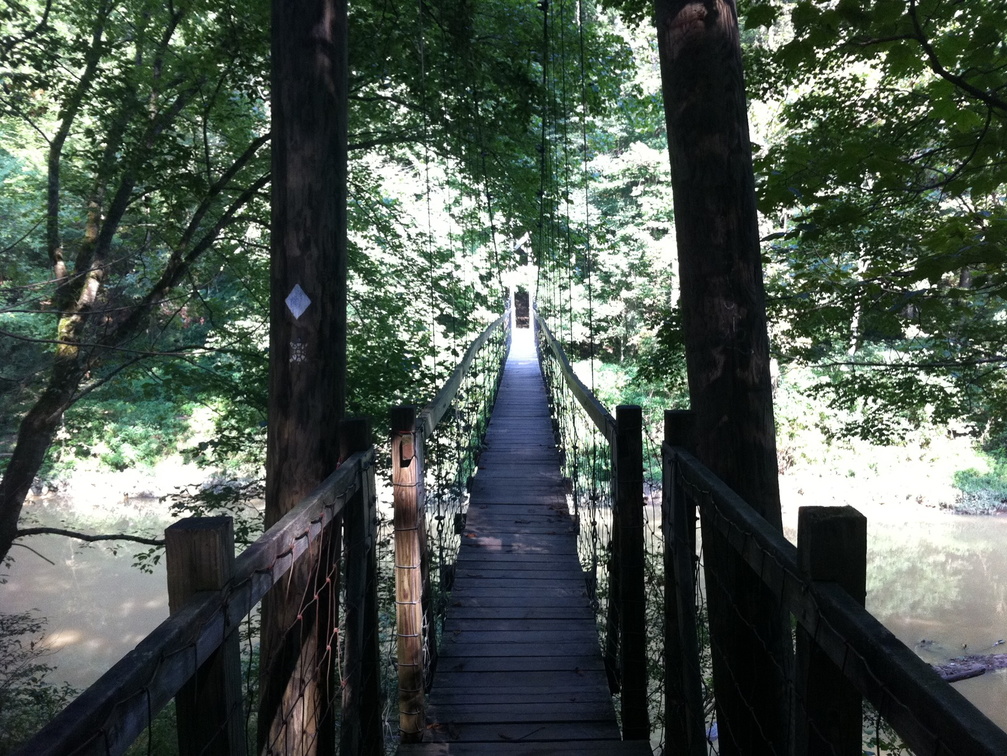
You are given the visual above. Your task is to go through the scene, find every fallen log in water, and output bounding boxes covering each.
[933,653,1007,683]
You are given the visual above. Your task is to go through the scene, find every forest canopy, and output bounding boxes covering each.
[745,0,1007,444]
[2,0,1007,561]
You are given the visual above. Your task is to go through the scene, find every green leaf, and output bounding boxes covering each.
[791,1,821,31]
[873,0,906,25]
[744,2,779,30]
[836,0,867,23]
[884,41,920,77]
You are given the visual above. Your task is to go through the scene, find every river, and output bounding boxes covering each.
[782,498,1007,734]
[2,500,169,690]
[863,505,1007,733]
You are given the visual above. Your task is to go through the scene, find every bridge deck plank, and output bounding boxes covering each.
[397,329,650,755]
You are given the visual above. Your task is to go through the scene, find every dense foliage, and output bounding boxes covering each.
[743,0,1007,444]
[0,0,638,559]
[5,0,1007,748]
[2,0,1005,542]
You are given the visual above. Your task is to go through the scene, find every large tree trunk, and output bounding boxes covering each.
[0,360,86,559]
[653,1,792,753]
[258,0,349,752]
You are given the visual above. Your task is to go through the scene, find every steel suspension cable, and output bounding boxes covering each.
[416,0,437,389]
[533,0,551,309]
[576,0,596,394]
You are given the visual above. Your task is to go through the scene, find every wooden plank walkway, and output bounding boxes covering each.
[398,327,651,755]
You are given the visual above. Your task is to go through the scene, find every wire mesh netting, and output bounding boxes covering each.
[538,316,667,752]
[415,318,508,681]
[384,314,510,745]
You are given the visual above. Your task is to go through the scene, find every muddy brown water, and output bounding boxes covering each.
[3,504,169,691]
[785,503,1007,734]
[865,509,1007,733]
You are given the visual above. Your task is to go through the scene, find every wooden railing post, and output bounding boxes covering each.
[340,418,383,756]
[603,421,623,694]
[165,516,245,756]
[663,410,706,756]
[615,404,649,740]
[392,405,428,742]
[795,506,867,756]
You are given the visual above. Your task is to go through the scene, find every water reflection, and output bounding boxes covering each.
[5,484,1007,737]
[3,524,168,690]
[786,502,1007,732]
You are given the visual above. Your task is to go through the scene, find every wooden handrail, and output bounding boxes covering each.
[537,316,616,444]
[19,448,375,756]
[665,443,1007,756]
[417,315,505,438]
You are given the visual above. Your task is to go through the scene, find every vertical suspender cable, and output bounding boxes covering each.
[576,0,596,393]
[473,89,504,296]
[558,0,574,344]
[574,0,602,625]
[533,0,551,311]
[416,0,437,386]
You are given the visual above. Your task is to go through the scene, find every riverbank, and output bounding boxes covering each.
[774,431,1007,734]
[779,425,1007,516]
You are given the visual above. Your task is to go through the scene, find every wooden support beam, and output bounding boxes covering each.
[662,410,705,756]
[392,405,428,742]
[653,0,792,749]
[795,506,867,756]
[261,0,349,749]
[615,405,649,740]
[340,418,383,756]
[165,517,245,756]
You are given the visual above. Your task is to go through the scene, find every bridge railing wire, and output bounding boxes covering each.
[662,409,1007,756]
[536,316,614,659]
[17,435,383,756]
[533,330,1007,756]
[390,311,510,742]
[536,313,651,744]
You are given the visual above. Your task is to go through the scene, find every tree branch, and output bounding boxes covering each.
[47,0,114,274]
[822,355,1007,370]
[908,0,1007,115]
[0,0,53,57]
[15,527,165,547]
[0,216,44,257]
[11,541,56,565]
[110,171,271,348]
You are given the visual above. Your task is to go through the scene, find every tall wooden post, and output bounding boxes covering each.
[663,410,706,756]
[391,405,428,742]
[261,0,349,751]
[340,418,383,756]
[615,405,649,740]
[165,517,244,756]
[603,426,623,694]
[653,1,793,752]
[796,506,867,756]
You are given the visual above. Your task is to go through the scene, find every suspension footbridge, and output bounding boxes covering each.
[397,327,651,755]
[17,308,1007,756]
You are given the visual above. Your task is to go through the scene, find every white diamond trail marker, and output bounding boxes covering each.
[285,284,311,320]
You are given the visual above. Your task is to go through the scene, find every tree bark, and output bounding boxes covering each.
[653,1,792,753]
[257,0,348,752]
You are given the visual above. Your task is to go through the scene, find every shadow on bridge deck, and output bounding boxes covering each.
[398,326,651,755]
